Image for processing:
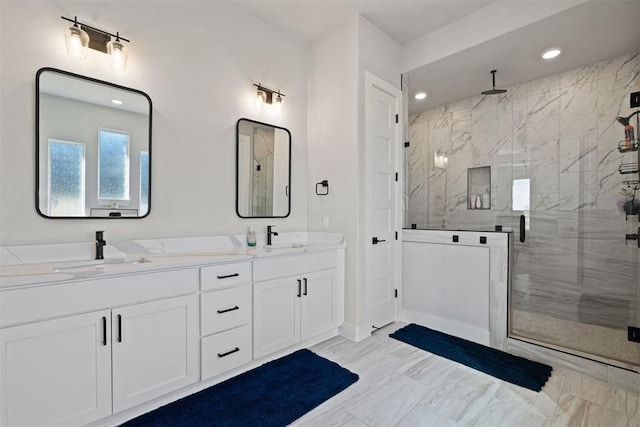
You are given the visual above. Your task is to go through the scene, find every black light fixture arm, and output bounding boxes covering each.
[61,16,130,43]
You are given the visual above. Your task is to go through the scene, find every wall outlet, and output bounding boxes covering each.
[628,326,640,343]
[322,216,329,228]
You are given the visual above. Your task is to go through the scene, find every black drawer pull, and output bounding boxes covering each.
[217,273,240,279]
[218,347,240,358]
[217,306,240,314]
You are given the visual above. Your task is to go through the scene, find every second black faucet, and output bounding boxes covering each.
[266,225,279,246]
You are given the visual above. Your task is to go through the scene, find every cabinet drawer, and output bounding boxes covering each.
[201,325,252,380]
[200,262,251,291]
[201,285,251,336]
[253,251,337,282]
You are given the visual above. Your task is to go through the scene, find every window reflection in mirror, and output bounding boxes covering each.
[236,118,291,218]
[36,68,152,218]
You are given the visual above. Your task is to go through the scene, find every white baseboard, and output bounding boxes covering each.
[339,322,371,342]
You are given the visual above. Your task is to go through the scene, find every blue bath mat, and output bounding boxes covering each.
[390,323,552,392]
[120,349,358,427]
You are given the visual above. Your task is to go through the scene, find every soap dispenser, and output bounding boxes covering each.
[247,226,257,247]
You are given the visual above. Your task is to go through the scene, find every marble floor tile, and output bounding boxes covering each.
[342,373,432,426]
[548,394,627,427]
[297,322,640,427]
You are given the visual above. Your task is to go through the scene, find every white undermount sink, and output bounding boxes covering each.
[53,257,151,272]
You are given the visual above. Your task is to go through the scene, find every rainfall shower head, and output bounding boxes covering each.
[616,111,640,126]
[481,70,507,95]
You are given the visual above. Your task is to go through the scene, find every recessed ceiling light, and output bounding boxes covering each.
[111,99,123,105]
[414,91,427,100]
[541,47,562,60]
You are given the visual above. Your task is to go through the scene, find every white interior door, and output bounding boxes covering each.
[365,72,401,330]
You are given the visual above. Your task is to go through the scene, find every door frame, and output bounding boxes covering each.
[363,71,403,334]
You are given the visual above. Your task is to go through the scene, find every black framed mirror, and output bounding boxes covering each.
[36,67,152,218]
[236,118,291,218]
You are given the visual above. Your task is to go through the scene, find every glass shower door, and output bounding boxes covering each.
[508,56,640,369]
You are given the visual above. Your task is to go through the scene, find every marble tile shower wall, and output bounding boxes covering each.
[408,52,640,330]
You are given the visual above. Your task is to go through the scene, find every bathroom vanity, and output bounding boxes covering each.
[0,233,345,426]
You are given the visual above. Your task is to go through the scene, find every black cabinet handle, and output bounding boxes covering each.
[217,306,240,314]
[218,347,240,358]
[117,314,122,343]
[303,278,308,296]
[297,279,302,297]
[102,316,107,346]
[217,273,240,279]
[519,215,526,243]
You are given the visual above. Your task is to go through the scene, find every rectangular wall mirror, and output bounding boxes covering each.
[236,118,291,218]
[36,67,152,218]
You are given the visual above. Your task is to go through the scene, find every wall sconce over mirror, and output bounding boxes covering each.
[36,68,152,219]
[236,118,291,218]
[254,83,284,114]
[62,16,130,70]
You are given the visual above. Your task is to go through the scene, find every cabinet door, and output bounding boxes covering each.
[253,277,300,359]
[112,294,198,412]
[301,269,338,340]
[0,310,111,426]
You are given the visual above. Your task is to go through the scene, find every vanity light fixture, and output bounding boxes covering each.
[253,83,285,112]
[62,16,130,70]
[541,47,562,60]
[415,91,427,100]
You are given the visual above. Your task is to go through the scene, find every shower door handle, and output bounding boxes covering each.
[519,215,526,243]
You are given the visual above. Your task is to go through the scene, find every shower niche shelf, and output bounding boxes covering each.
[617,140,639,153]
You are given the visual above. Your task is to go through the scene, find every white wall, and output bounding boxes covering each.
[307,15,401,338]
[0,0,310,245]
[307,16,359,329]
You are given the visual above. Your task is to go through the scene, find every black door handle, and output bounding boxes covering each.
[372,237,387,244]
[519,215,526,243]
[102,316,107,346]
[117,314,122,343]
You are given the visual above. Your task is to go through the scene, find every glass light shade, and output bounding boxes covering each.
[274,94,283,114]
[65,25,89,59]
[107,39,128,70]
[255,90,265,110]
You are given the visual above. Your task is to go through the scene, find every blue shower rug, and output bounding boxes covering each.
[120,349,358,427]
[390,323,552,392]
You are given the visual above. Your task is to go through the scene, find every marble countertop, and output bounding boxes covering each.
[0,232,346,290]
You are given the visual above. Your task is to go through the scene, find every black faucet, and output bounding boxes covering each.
[96,231,106,260]
[266,225,279,246]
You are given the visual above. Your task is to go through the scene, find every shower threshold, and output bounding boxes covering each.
[510,309,640,372]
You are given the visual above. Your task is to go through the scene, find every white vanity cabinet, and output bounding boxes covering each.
[253,251,342,359]
[0,269,199,426]
[112,294,198,412]
[199,262,253,380]
[0,310,112,427]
